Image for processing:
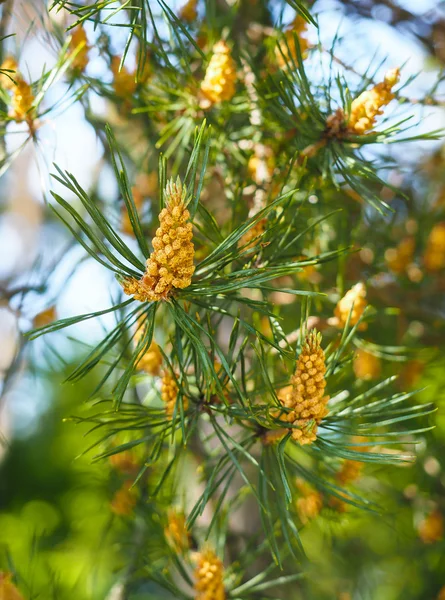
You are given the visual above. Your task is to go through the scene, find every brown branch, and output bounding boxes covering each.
[322,0,445,63]
[0,0,13,62]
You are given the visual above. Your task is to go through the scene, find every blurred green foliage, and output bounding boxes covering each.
[1,356,444,599]
[0,365,119,600]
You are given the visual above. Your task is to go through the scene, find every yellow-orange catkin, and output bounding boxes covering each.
[385,237,415,274]
[424,222,445,272]
[336,459,363,486]
[262,426,288,446]
[11,78,34,123]
[200,41,236,105]
[238,219,267,252]
[0,572,25,600]
[179,0,198,22]
[418,510,444,544]
[296,257,320,284]
[295,478,323,524]
[437,586,445,600]
[110,481,137,516]
[330,439,368,512]
[109,449,139,474]
[0,56,18,90]
[69,26,90,72]
[138,340,163,375]
[399,359,424,390]
[33,306,57,328]
[165,509,190,553]
[334,282,368,330]
[275,15,309,68]
[134,319,163,376]
[161,371,188,419]
[194,549,226,600]
[347,68,400,135]
[353,349,381,380]
[247,146,275,183]
[278,330,329,445]
[122,179,195,302]
[108,433,142,473]
[111,56,137,98]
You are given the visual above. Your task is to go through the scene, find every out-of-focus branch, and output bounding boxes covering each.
[0,0,14,60]
[319,0,445,63]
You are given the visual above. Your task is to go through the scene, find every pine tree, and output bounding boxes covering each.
[1,1,444,599]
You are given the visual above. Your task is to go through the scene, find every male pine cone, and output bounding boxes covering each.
[334,282,368,330]
[161,371,188,419]
[348,68,400,135]
[11,79,34,123]
[279,330,329,445]
[424,222,445,272]
[200,41,236,105]
[275,15,309,68]
[194,549,226,600]
[134,321,163,375]
[68,26,90,72]
[122,179,195,302]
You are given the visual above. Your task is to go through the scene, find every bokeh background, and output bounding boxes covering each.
[1,1,445,599]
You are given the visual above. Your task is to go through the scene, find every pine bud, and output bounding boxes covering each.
[111,56,136,98]
[109,449,139,474]
[353,349,381,380]
[247,145,275,184]
[330,439,367,511]
[33,306,57,328]
[238,218,266,252]
[0,572,24,600]
[275,15,309,69]
[336,459,363,486]
[108,433,142,473]
[262,427,287,446]
[295,478,322,524]
[0,56,18,91]
[418,509,444,544]
[138,340,163,375]
[334,282,368,330]
[348,68,400,135]
[134,319,163,376]
[296,258,320,284]
[68,26,90,72]
[11,78,35,123]
[200,41,236,105]
[165,509,190,553]
[194,548,226,600]
[122,179,195,302]
[399,359,424,390]
[385,237,415,274]
[110,481,138,516]
[424,222,445,272]
[161,371,188,419]
[179,0,198,22]
[278,330,329,445]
